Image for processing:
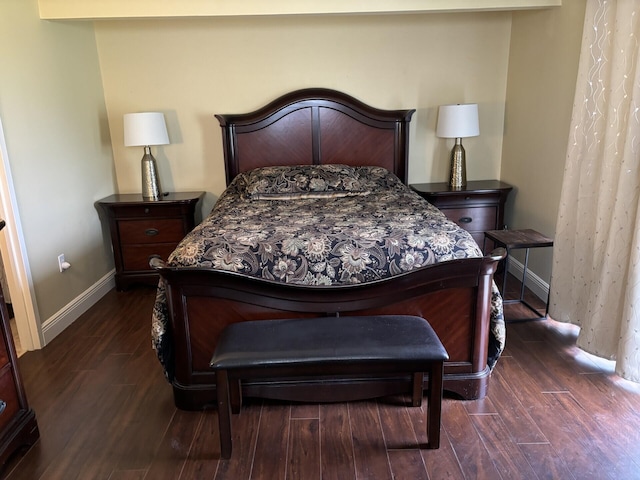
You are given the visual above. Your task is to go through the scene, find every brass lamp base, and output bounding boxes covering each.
[141,146,162,200]
[449,138,466,189]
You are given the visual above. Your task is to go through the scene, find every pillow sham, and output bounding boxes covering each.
[237,164,370,200]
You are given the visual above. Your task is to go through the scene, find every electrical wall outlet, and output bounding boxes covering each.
[58,254,66,273]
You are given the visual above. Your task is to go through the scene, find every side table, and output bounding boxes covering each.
[483,229,553,321]
[98,191,205,290]
[410,181,512,246]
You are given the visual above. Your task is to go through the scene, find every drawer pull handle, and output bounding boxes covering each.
[0,400,6,415]
[145,228,159,236]
[459,217,473,224]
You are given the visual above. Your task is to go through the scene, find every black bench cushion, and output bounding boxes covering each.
[210,315,449,370]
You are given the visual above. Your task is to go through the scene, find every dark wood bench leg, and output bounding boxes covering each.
[426,361,444,449]
[230,378,242,414]
[216,369,233,459]
[412,372,423,407]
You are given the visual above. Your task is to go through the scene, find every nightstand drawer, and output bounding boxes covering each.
[110,204,185,218]
[442,207,496,232]
[430,192,502,209]
[118,219,185,245]
[122,244,178,271]
[0,365,19,433]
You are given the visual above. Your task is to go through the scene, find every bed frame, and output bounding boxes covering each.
[151,88,504,410]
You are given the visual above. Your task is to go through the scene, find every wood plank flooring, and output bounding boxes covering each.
[3,283,640,480]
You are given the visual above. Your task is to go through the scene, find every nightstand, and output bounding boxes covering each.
[410,180,513,246]
[98,192,205,290]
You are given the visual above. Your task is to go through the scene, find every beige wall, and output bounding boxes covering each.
[502,1,585,283]
[0,0,115,324]
[95,13,512,214]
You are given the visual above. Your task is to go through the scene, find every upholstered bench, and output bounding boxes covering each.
[210,315,449,459]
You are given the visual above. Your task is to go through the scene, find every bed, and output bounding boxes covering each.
[151,88,506,410]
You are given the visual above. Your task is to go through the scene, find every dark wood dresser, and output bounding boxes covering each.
[410,180,512,247]
[0,221,39,469]
[98,192,205,290]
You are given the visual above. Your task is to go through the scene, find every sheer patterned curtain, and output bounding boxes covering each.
[550,0,640,383]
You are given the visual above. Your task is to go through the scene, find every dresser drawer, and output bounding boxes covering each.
[122,244,179,271]
[118,219,185,245]
[442,206,497,233]
[0,335,8,370]
[0,365,19,432]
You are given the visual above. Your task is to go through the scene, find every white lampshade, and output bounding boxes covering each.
[436,104,479,139]
[124,112,170,147]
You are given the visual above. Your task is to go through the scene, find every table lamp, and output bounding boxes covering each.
[436,104,479,189]
[124,112,170,200]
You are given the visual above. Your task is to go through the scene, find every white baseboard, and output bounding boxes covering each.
[505,257,549,302]
[41,269,116,345]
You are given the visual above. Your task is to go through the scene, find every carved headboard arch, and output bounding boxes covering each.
[215,88,416,185]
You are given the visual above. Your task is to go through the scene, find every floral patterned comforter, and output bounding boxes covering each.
[152,165,505,379]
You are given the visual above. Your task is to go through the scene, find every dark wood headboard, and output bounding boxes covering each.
[215,88,415,186]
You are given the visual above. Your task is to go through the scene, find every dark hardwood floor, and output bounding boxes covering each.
[3,278,640,480]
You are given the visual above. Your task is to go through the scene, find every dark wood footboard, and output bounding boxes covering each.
[151,248,505,410]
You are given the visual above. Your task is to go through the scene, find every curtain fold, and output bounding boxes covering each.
[550,0,640,383]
